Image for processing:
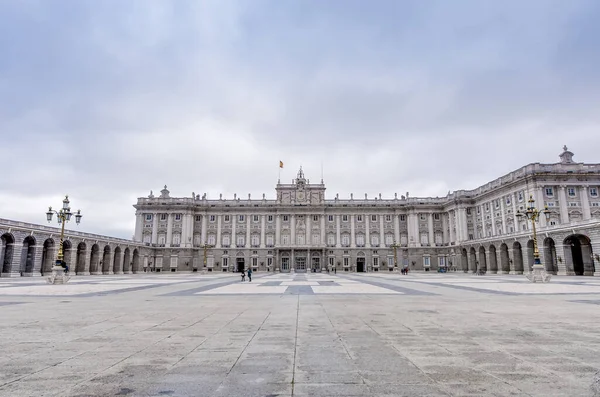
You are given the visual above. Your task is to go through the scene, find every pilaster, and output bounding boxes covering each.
[166,213,173,247]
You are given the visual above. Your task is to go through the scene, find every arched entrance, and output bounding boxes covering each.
[543,238,558,275]
[526,240,535,272]
[236,251,245,273]
[564,234,594,276]
[89,244,100,274]
[21,236,37,276]
[132,249,140,273]
[1,233,15,275]
[311,251,322,272]
[469,247,477,273]
[461,249,468,272]
[123,248,131,273]
[113,246,122,274]
[76,242,87,274]
[478,246,487,273]
[512,242,524,274]
[488,245,498,274]
[280,252,290,273]
[41,238,55,275]
[356,251,365,273]
[63,240,72,271]
[102,246,111,274]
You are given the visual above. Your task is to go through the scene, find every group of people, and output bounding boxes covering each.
[240,268,252,282]
[401,266,409,275]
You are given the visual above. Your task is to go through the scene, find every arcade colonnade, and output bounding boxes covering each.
[0,219,148,277]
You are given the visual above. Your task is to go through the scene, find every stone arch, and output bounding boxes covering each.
[543,237,558,274]
[123,247,131,273]
[526,240,535,272]
[76,242,87,274]
[102,245,111,274]
[478,246,487,273]
[488,245,498,274]
[41,238,56,275]
[512,242,524,274]
[1,233,16,275]
[63,240,73,271]
[500,243,510,273]
[89,244,101,274]
[132,249,140,273]
[564,234,594,276]
[461,248,468,272]
[22,235,37,275]
[113,246,122,274]
[469,247,477,273]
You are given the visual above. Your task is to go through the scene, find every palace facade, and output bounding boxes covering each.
[133,147,600,276]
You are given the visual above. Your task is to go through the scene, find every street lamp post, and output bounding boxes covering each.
[390,241,400,271]
[45,195,82,284]
[201,243,213,272]
[516,195,551,283]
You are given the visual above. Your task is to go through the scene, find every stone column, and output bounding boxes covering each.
[500,197,507,234]
[490,203,497,236]
[134,213,143,242]
[114,249,125,274]
[151,214,158,244]
[428,213,434,247]
[449,211,456,244]
[216,214,222,248]
[350,215,355,248]
[232,213,237,246]
[166,213,173,247]
[511,193,519,233]
[581,186,591,221]
[481,206,487,238]
[442,214,448,244]
[245,215,251,248]
[291,215,296,246]
[394,214,400,243]
[320,215,326,245]
[181,214,189,247]
[457,208,468,243]
[66,247,77,275]
[260,215,266,248]
[201,215,208,245]
[379,215,385,245]
[4,243,23,277]
[104,250,114,275]
[275,215,281,245]
[335,215,341,248]
[558,186,569,224]
[365,214,371,248]
[306,214,312,246]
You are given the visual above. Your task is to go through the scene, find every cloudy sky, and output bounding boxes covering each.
[1,0,599,239]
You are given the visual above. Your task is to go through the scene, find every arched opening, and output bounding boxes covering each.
[543,237,558,275]
[526,240,535,272]
[102,246,111,274]
[564,234,594,276]
[132,249,140,273]
[461,249,468,272]
[356,251,365,273]
[63,240,72,271]
[311,251,322,273]
[122,248,131,274]
[113,246,122,274]
[89,244,100,274]
[478,246,487,274]
[22,236,37,275]
[512,242,524,274]
[488,245,498,274]
[500,243,510,273]
[76,242,87,274]
[1,233,16,275]
[469,247,477,273]
[41,238,55,275]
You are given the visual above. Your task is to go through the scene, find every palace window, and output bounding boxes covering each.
[252,257,258,267]
[385,215,392,222]
[506,196,511,205]
[267,257,273,267]
[160,214,167,221]
[433,213,440,220]
[371,235,379,246]
[341,235,350,246]
[357,215,363,222]
[385,234,393,246]
[266,235,274,246]
[312,234,320,245]
[371,215,377,222]
[343,257,349,267]
[485,203,490,212]
[297,234,305,245]
[283,215,289,222]
[195,215,201,222]
[267,215,274,222]
[209,215,216,222]
[420,233,428,245]
[239,215,245,222]
[143,234,151,243]
[172,234,181,245]
[327,234,335,246]
[313,215,319,222]
[568,187,576,197]
[420,214,426,221]
[224,215,230,222]
[253,215,259,222]
[193,234,201,246]
[175,214,181,221]
[282,234,290,245]
[158,234,166,245]
[236,236,245,247]
[399,215,406,221]
[328,215,334,222]
[207,234,216,245]
[251,235,259,246]
[518,191,524,202]
[590,187,598,197]
[145,214,153,221]
[373,257,379,267]
[356,235,365,246]
[222,257,228,268]
[495,199,500,209]
[545,187,554,197]
[342,215,349,222]
[222,235,230,246]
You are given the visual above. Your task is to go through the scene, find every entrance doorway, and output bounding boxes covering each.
[564,234,594,276]
[357,258,365,273]
[295,257,307,272]
[236,258,245,272]
[311,257,320,272]
[281,257,290,272]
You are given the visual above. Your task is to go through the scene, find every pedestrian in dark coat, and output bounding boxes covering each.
[247,268,252,282]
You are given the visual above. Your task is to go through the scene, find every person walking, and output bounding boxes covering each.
[241,269,246,282]
[247,268,252,282]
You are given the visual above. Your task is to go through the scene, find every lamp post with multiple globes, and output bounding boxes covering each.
[516,195,551,283]
[46,195,82,283]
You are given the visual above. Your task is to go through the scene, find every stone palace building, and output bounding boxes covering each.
[132,147,599,276]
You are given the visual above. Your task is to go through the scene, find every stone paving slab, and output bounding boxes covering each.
[0,273,599,396]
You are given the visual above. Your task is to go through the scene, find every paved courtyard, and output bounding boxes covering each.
[1,272,599,397]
